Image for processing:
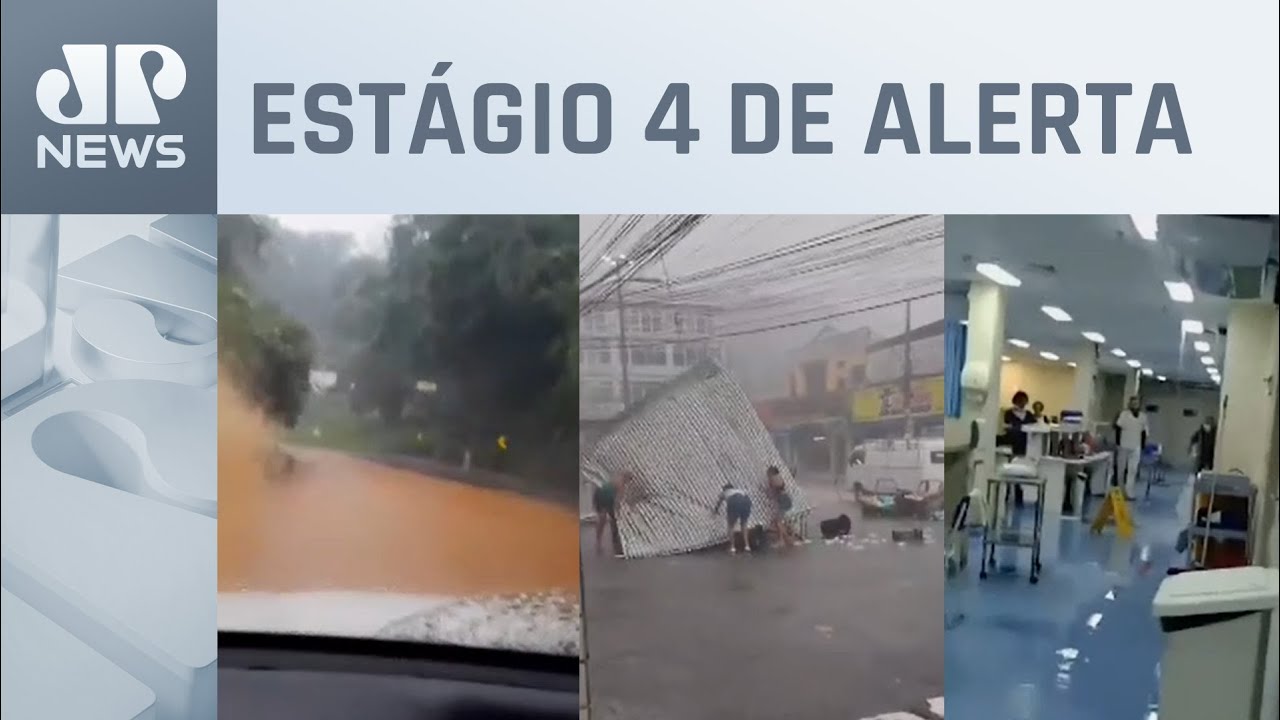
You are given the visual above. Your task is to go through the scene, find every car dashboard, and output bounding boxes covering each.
[218,632,579,720]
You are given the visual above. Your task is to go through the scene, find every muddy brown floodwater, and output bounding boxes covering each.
[218,380,580,599]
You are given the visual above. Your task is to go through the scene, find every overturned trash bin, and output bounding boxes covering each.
[1152,565,1279,720]
[583,361,810,558]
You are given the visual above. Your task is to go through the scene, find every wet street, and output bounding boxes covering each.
[218,383,580,598]
[581,479,944,720]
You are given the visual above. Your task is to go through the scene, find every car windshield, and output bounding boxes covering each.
[217,215,580,656]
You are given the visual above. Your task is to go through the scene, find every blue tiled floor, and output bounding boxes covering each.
[945,475,1193,719]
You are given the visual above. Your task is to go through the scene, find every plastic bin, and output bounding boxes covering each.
[1153,566,1280,720]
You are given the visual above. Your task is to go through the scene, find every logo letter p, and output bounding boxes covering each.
[115,44,186,125]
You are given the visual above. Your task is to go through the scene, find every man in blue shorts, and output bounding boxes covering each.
[713,483,754,553]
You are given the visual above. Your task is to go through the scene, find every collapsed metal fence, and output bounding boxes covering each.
[581,361,811,558]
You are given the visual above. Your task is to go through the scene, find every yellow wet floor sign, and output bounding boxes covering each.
[1090,488,1134,539]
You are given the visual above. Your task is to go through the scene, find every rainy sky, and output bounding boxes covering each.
[578,215,944,394]
[272,214,394,257]
[256,214,944,397]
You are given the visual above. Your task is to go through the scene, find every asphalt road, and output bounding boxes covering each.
[581,478,944,720]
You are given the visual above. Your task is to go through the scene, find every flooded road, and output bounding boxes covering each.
[218,382,580,599]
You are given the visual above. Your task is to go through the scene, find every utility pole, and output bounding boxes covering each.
[607,258,660,413]
[601,257,632,409]
[903,299,915,440]
[614,264,632,411]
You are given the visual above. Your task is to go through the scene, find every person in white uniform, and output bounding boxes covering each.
[1113,395,1149,500]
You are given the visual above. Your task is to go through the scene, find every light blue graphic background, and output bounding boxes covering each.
[1,214,216,720]
[216,0,1278,213]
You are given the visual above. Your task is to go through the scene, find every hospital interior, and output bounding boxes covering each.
[942,215,1280,720]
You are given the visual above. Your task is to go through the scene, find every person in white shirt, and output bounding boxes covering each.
[1114,395,1149,500]
[713,483,755,553]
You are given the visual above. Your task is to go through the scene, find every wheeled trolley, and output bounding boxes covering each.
[979,473,1045,584]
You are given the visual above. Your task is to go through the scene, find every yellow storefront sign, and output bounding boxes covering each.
[852,376,945,422]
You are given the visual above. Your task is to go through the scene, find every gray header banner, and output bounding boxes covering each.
[0,0,216,213]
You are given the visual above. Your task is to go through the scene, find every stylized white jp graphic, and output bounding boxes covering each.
[36,44,186,125]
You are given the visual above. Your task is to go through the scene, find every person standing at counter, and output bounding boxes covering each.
[1114,396,1149,500]
[1002,391,1034,506]
[1030,400,1045,422]
[1003,391,1034,457]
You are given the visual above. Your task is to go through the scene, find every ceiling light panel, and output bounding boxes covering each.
[1041,306,1072,322]
[975,263,1022,287]
[1165,281,1194,303]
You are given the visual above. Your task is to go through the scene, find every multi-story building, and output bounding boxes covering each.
[579,300,723,425]
[852,319,946,438]
[786,325,874,398]
[750,318,946,477]
[752,325,875,475]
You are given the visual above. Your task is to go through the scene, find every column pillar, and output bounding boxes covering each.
[1217,302,1280,502]
[962,280,1006,489]
[1122,368,1140,403]
[1071,342,1100,423]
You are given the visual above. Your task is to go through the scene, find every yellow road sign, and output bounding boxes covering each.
[1090,488,1134,539]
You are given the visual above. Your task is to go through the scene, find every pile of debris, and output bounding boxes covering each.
[582,362,811,558]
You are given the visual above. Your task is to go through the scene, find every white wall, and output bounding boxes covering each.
[1095,372,1128,428]
[1218,304,1280,491]
[1258,383,1278,720]
[1140,382,1222,468]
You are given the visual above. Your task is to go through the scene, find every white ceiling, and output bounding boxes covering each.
[946,215,1277,385]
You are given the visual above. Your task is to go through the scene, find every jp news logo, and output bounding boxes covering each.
[36,44,186,168]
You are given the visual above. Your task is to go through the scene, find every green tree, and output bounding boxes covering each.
[218,215,315,428]
[346,215,578,477]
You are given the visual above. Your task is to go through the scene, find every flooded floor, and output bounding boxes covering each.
[582,481,943,720]
[218,382,580,599]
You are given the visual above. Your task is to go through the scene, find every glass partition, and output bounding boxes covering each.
[1,214,60,405]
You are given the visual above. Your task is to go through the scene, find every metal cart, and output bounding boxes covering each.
[979,473,1045,584]
[1186,472,1255,569]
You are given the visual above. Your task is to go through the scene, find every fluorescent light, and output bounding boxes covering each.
[975,263,1022,287]
[1008,338,1030,348]
[1164,281,1195,303]
[1131,214,1158,241]
[1041,306,1072,322]
[1126,359,1142,368]
[1040,351,1060,361]
[1141,368,1154,376]
[1157,375,1167,382]
[1111,348,1127,358]
[1001,355,1012,362]
[1200,356,1215,366]
[1067,361,1078,368]
[1082,331,1106,344]
[1212,376,1221,385]
[1182,319,1204,334]
[1193,340,1211,353]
